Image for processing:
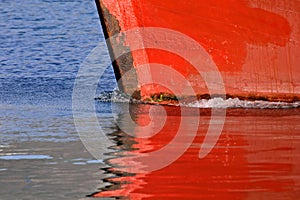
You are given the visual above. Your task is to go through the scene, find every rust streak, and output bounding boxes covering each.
[95,0,140,99]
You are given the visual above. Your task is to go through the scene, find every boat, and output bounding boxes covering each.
[95,0,300,103]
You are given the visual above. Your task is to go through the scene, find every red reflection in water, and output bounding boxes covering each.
[93,105,300,199]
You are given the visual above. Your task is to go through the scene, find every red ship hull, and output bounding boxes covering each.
[96,0,300,102]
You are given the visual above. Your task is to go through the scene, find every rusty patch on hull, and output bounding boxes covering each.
[95,0,299,104]
[142,92,300,105]
[95,0,140,99]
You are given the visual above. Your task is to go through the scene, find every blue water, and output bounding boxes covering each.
[0,154,53,160]
[0,0,116,105]
[0,0,116,141]
[1,1,300,200]
[0,1,117,199]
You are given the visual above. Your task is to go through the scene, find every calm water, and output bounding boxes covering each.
[0,1,115,199]
[93,106,300,200]
[1,0,300,200]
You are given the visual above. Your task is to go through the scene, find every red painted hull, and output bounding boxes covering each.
[96,0,300,102]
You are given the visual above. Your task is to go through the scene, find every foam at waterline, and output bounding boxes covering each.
[96,90,300,108]
[181,98,300,109]
[95,90,132,103]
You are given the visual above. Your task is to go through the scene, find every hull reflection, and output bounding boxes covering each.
[93,105,300,200]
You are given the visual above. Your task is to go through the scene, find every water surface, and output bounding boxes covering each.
[1,0,300,200]
[92,105,300,200]
[0,0,115,199]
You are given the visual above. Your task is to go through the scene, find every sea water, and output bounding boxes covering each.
[0,1,114,199]
[1,1,300,200]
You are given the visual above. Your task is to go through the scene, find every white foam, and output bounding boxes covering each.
[96,91,300,109]
[181,98,300,109]
[96,90,132,103]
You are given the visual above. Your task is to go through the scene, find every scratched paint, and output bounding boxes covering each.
[97,0,300,101]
